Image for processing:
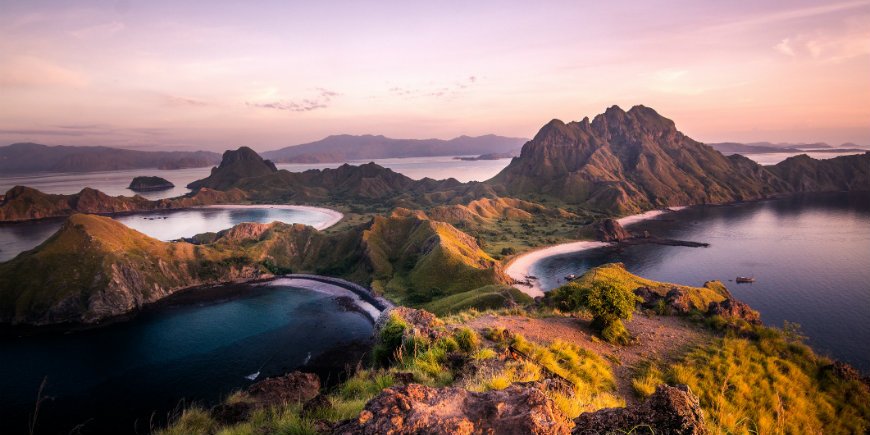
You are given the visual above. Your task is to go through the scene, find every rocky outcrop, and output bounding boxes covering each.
[187,146,278,191]
[128,176,174,191]
[573,384,707,435]
[333,382,573,434]
[213,371,322,425]
[595,218,632,242]
[707,298,762,325]
[634,287,693,314]
[246,371,321,404]
[376,307,446,341]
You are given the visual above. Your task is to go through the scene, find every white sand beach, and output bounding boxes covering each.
[506,207,688,297]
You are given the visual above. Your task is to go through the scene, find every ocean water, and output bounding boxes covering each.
[0,155,514,200]
[0,206,336,262]
[533,192,870,373]
[0,284,374,434]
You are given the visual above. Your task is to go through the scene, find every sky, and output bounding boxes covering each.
[1,0,868,151]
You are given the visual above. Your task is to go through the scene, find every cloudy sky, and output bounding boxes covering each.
[1,0,868,151]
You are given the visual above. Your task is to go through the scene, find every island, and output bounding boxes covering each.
[128,176,175,192]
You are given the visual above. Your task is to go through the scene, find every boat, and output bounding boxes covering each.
[244,371,260,381]
[736,276,755,283]
[565,274,577,281]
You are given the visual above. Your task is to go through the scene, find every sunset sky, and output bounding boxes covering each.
[1,0,868,151]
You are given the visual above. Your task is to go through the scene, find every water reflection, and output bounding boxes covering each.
[536,192,870,372]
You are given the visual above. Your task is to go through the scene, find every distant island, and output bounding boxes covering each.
[454,151,517,161]
[128,176,175,192]
[0,143,221,174]
[707,141,869,154]
[261,134,527,163]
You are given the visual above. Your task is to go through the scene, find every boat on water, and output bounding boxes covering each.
[736,276,755,283]
[565,274,578,281]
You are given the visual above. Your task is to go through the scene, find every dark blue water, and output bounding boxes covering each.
[0,284,374,435]
[0,206,335,262]
[535,192,870,373]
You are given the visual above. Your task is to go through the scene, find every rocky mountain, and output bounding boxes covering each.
[186,146,488,207]
[0,142,221,174]
[489,105,790,213]
[261,134,527,163]
[0,212,506,325]
[187,146,278,191]
[769,152,870,192]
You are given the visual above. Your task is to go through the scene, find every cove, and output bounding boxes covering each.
[0,281,375,435]
[533,192,870,373]
[0,205,342,262]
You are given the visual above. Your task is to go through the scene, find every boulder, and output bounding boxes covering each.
[333,382,572,434]
[707,298,761,325]
[376,306,446,341]
[246,371,321,405]
[573,384,707,435]
[594,218,632,242]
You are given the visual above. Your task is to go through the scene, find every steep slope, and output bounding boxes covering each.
[0,215,232,324]
[489,105,792,213]
[261,134,527,162]
[0,213,507,325]
[0,142,220,174]
[0,185,247,222]
[187,146,278,191]
[769,152,870,192]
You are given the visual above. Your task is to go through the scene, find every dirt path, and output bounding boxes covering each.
[466,313,713,405]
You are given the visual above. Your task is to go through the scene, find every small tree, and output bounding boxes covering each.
[549,281,639,344]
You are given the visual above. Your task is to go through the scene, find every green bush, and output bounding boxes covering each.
[453,327,481,353]
[547,281,639,344]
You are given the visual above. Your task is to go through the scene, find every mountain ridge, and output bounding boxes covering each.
[261,134,527,163]
[0,142,221,174]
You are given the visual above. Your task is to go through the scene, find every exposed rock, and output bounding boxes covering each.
[128,176,174,191]
[302,393,333,415]
[595,218,631,242]
[573,384,707,435]
[187,146,278,191]
[822,361,870,389]
[211,401,255,425]
[246,371,321,405]
[707,298,762,325]
[634,287,693,314]
[333,382,572,434]
[377,306,446,341]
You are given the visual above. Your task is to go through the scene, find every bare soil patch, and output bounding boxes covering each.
[466,313,714,405]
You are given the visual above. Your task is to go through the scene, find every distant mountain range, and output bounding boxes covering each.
[260,134,527,163]
[707,141,869,154]
[0,143,222,174]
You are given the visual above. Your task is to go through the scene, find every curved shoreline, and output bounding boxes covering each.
[505,207,688,297]
[197,204,344,230]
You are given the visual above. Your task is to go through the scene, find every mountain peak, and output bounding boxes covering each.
[188,147,277,191]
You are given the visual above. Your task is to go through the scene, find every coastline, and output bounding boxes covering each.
[505,206,688,297]
[197,204,344,230]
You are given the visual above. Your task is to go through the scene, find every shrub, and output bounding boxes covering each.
[453,327,481,353]
[547,281,639,344]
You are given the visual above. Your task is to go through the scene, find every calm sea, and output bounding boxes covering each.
[0,284,374,434]
[534,192,870,373]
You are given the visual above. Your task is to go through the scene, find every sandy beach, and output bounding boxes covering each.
[264,277,382,320]
[505,207,687,297]
[199,204,345,230]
